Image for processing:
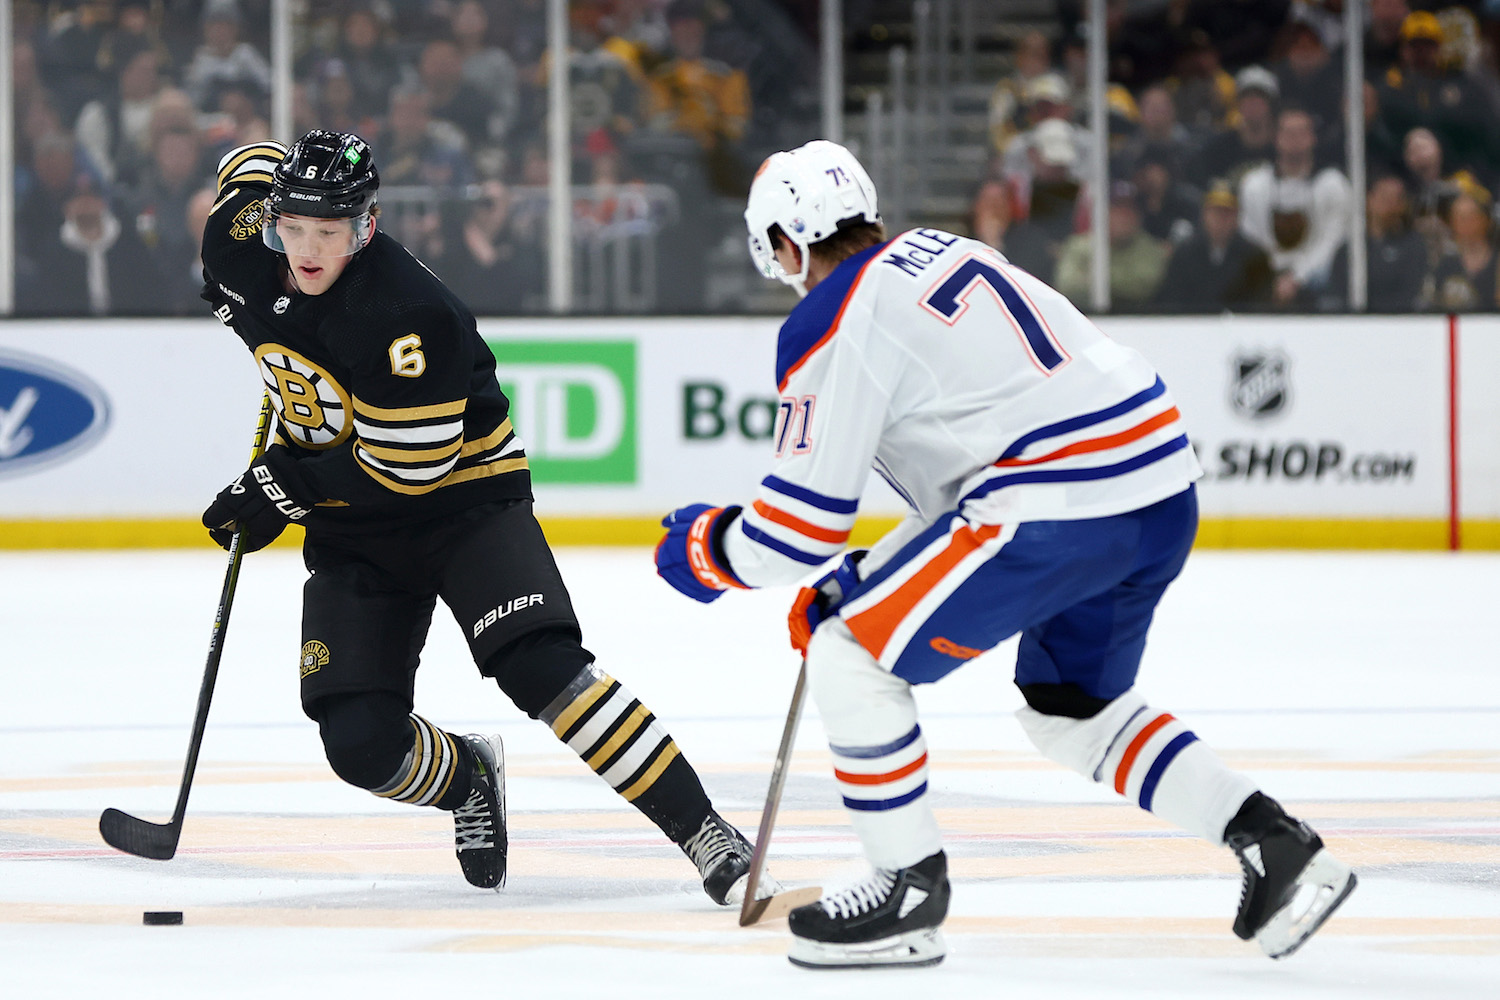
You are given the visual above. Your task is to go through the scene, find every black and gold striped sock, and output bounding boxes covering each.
[541,664,711,843]
[371,713,472,810]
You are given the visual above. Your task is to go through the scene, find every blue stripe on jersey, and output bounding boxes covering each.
[829,725,923,759]
[774,241,891,389]
[962,435,1190,504]
[999,378,1167,460]
[740,521,831,565]
[843,782,928,811]
[763,475,860,514]
[1138,731,1199,812]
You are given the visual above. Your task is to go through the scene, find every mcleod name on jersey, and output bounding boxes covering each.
[722,228,1202,586]
[201,142,529,531]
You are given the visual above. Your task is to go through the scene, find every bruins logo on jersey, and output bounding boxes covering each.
[230,199,266,240]
[253,344,353,449]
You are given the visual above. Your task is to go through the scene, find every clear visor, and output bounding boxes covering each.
[263,209,373,258]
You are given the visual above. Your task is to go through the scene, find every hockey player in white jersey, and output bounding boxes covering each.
[653,140,1357,968]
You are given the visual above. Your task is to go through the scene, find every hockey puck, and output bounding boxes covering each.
[142,911,183,926]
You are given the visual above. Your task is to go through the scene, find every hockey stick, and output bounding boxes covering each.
[99,394,275,860]
[738,659,823,926]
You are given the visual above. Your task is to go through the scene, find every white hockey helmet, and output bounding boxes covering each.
[744,139,880,295]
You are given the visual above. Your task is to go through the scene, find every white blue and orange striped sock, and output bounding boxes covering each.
[1018,692,1258,844]
[830,724,944,870]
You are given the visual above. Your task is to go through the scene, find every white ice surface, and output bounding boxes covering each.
[2,548,1498,999]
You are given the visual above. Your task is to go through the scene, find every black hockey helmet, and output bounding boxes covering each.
[264,130,379,256]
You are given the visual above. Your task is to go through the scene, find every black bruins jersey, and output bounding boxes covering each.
[201,141,530,532]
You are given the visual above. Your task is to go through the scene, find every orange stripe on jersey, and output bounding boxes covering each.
[996,408,1181,469]
[777,253,883,393]
[834,753,928,786]
[1113,713,1176,794]
[752,500,851,545]
[844,523,1003,659]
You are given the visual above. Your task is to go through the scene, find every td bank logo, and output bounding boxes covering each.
[487,340,636,483]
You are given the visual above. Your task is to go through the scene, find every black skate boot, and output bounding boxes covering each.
[452,734,507,890]
[679,809,780,905]
[787,851,949,969]
[1225,792,1356,958]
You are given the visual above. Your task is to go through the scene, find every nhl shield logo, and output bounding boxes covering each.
[273,295,291,314]
[1230,351,1290,420]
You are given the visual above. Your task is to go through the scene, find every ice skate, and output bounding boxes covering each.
[680,809,780,905]
[453,734,507,890]
[787,851,949,969]
[1226,792,1356,958]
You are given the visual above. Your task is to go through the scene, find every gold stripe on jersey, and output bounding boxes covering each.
[539,664,685,803]
[620,741,681,802]
[460,418,516,458]
[217,142,286,191]
[354,452,528,495]
[352,396,467,421]
[373,715,461,807]
[543,665,614,738]
[211,186,240,214]
[357,439,464,464]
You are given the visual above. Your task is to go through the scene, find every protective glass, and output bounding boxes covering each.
[262,209,373,258]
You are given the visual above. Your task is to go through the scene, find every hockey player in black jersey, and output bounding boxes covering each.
[198,129,765,902]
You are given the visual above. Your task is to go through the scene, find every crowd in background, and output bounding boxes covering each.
[17,0,1500,317]
[8,0,818,316]
[973,0,1500,313]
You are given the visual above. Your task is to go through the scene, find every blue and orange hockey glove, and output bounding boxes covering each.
[655,503,747,603]
[788,550,867,656]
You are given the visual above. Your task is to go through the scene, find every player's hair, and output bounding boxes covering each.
[769,219,887,269]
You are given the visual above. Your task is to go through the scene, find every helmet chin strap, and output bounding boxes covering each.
[780,240,812,298]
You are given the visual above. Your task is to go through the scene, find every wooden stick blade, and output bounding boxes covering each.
[738,885,822,927]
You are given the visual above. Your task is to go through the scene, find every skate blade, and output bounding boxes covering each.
[788,927,946,969]
[1258,850,1358,959]
[739,886,822,926]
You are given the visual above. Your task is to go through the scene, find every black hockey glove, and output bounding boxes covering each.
[201,448,315,553]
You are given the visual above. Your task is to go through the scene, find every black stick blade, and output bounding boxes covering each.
[99,807,180,860]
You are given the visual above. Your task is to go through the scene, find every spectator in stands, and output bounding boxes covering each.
[332,7,403,125]
[1403,126,1489,261]
[437,180,546,315]
[1155,182,1274,313]
[1000,118,1085,283]
[1366,0,1411,81]
[1055,181,1168,311]
[1106,0,1182,90]
[1325,174,1428,312]
[1271,15,1343,136]
[380,84,476,189]
[419,38,502,157]
[565,1,643,184]
[970,177,1015,254]
[452,0,521,148]
[1183,0,1290,71]
[1377,11,1499,180]
[183,185,217,313]
[36,0,114,125]
[1422,191,1499,311]
[1118,85,1196,175]
[1193,66,1278,189]
[75,46,165,188]
[1130,144,1199,245]
[646,0,751,195]
[1238,106,1352,308]
[182,0,271,114]
[988,30,1055,156]
[124,126,206,313]
[16,175,165,316]
[18,133,87,258]
[307,58,381,143]
[1166,29,1236,139]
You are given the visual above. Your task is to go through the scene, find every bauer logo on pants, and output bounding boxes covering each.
[300,640,330,678]
[0,349,111,480]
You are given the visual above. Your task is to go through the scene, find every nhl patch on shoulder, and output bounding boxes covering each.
[230,200,266,240]
[300,640,330,678]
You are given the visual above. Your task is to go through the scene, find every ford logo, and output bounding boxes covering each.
[0,350,111,478]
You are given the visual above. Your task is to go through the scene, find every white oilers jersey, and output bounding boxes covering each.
[721,228,1201,587]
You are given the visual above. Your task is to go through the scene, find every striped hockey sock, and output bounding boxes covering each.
[541,663,710,843]
[372,713,470,809]
[1018,691,1258,843]
[831,724,944,870]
